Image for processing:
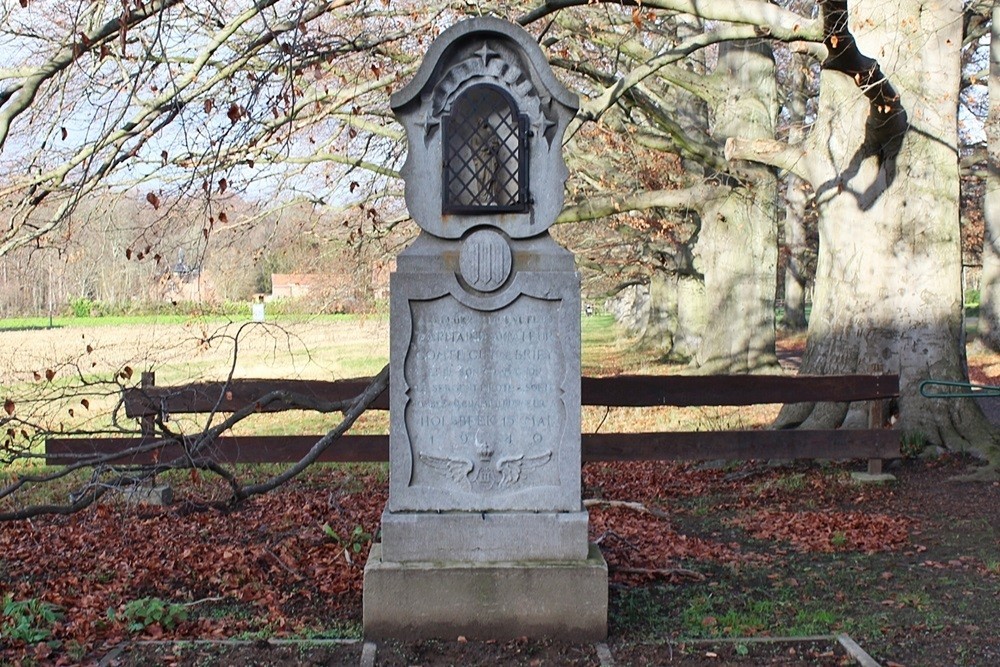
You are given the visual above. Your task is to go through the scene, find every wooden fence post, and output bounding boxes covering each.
[140,371,156,437]
[867,397,887,475]
[866,364,888,475]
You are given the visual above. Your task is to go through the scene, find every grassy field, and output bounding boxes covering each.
[0,311,779,515]
[0,312,780,447]
[0,313,391,440]
[0,313,387,382]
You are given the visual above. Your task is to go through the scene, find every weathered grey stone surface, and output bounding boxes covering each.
[391,17,577,240]
[363,543,608,641]
[388,234,581,514]
[123,484,173,506]
[364,16,606,641]
[850,472,897,484]
[379,509,589,562]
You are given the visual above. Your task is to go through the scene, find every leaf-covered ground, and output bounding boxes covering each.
[1,454,997,666]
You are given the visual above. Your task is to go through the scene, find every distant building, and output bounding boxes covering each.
[155,251,214,303]
[270,264,393,304]
[270,273,330,299]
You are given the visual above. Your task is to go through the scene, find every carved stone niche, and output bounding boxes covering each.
[384,17,584,524]
[364,18,606,642]
[390,17,577,239]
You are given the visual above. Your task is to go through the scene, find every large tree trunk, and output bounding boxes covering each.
[641,269,681,357]
[638,14,710,363]
[691,39,780,373]
[979,8,1000,351]
[782,177,811,330]
[775,0,999,467]
[782,50,814,331]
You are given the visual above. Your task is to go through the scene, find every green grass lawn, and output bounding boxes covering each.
[0,310,774,481]
[0,312,365,331]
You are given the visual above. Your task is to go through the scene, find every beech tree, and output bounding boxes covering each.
[779,44,817,331]
[528,3,816,372]
[726,0,999,473]
[693,39,780,373]
[979,5,1000,351]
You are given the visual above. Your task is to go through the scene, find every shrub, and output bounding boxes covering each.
[115,597,188,632]
[68,297,97,318]
[2,595,62,643]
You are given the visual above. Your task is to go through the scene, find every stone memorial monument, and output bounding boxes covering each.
[362,17,607,640]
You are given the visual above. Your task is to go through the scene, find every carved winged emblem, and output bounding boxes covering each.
[418,452,474,484]
[418,436,552,492]
[496,451,552,487]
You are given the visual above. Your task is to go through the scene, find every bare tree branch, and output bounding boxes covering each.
[724,136,811,181]
[819,0,908,166]
[557,184,728,223]
[518,0,822,43]
[232,363,388,501]
[0,0,186,148]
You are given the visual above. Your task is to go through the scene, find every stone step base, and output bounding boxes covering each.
[379,509,590,562]
[362,543,608,641]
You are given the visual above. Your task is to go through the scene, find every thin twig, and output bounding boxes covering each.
[612,565,706,581]
[584,498,671,520]
[264,548,305,580]
[593,529,640,551]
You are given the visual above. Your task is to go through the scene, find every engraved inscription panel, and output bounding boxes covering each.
[404,295,564,500]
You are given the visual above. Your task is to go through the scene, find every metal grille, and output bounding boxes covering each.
[443,85,528,214]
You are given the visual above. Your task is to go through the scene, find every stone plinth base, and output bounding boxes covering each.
[850,472,897,484]
[123,484,173,506]
[380,509,589,562]
[362,543,608,641]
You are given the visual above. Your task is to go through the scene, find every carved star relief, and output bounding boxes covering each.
[416,113,440,143]
[474,43,498,66]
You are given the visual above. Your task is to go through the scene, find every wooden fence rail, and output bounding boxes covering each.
[46,373,900,471]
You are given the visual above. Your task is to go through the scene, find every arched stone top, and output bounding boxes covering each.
[391,17,578,240]
[390,17,577,114]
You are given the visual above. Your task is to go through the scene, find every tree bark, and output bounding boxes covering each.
[783,177,811,330]
[781,50,814,330]
[978,8,1000,351]
[772,0,999,470]
[644,14,712,364]
[641,269,682,357]
[691,39,780,373]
